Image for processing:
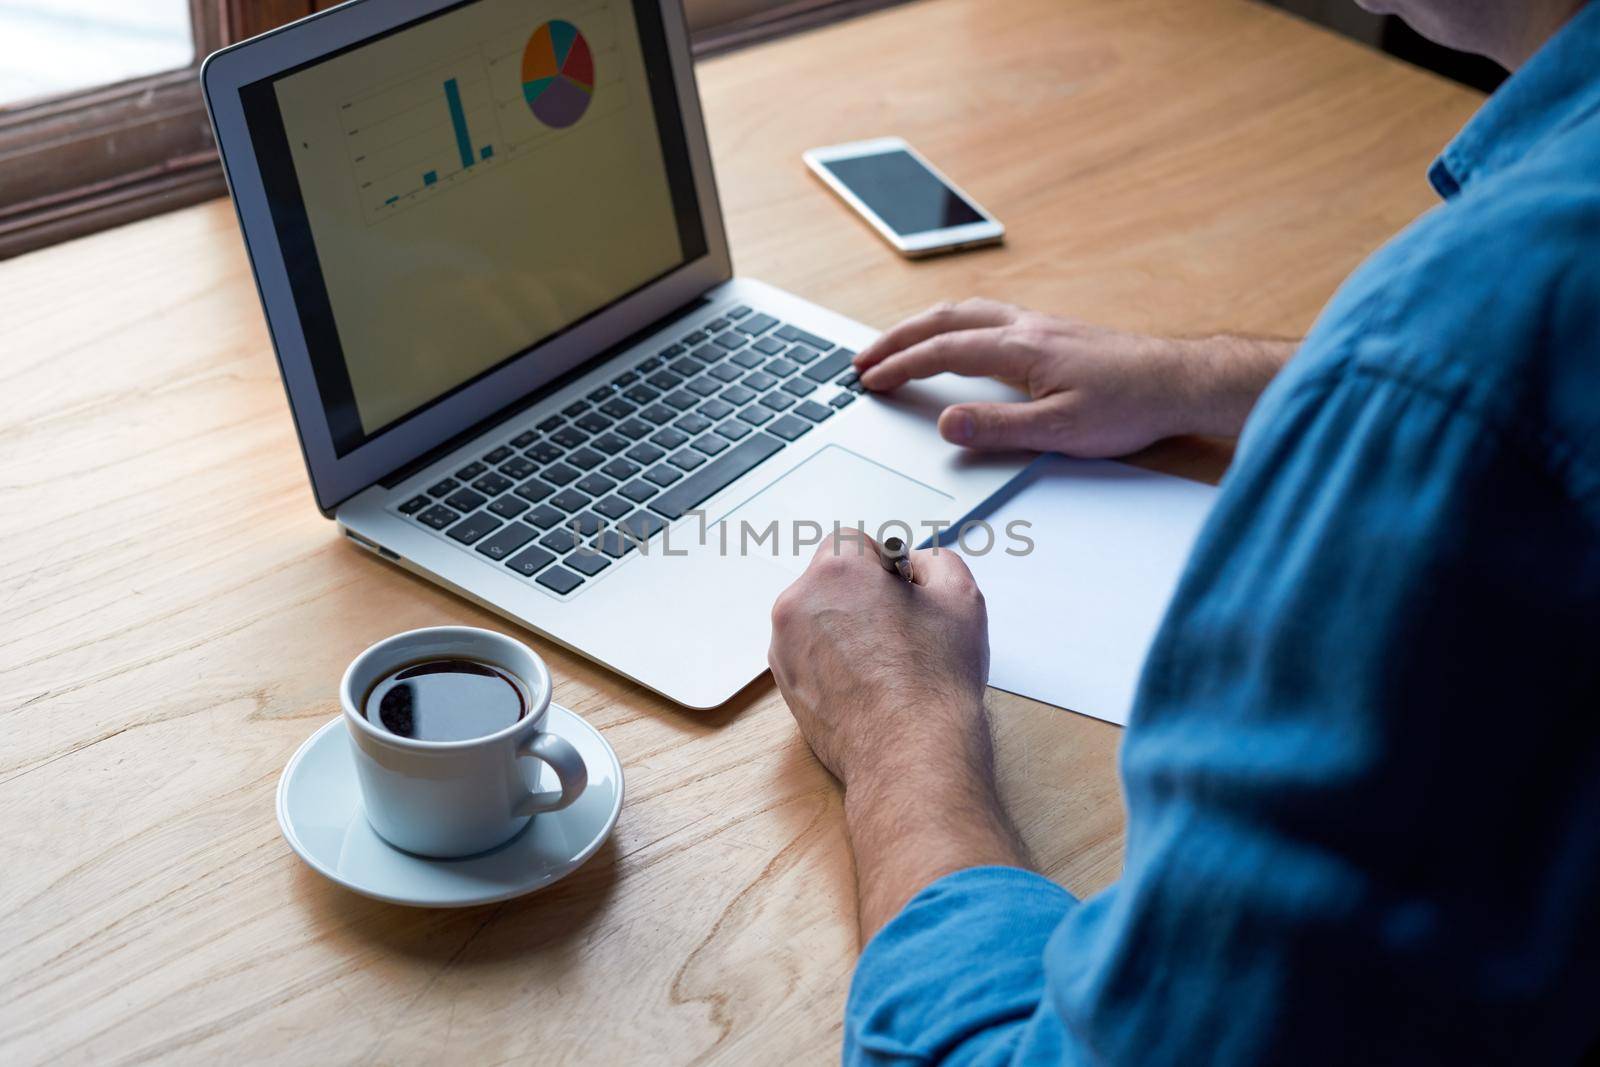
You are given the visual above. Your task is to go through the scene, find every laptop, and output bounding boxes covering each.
[203,0,1029,708]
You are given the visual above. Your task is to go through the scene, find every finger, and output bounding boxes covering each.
[853,299,1018,373]
[859,328,1034,392]
[907,543,980,592]
[938,397,1069,452]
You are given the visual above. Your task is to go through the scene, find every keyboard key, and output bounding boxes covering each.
[566,447,604,471]
[692,344,725,364]
[787,343,822,365]
[648,434,786,520]
[510,430,538,448]
[601,457,641,480]
[623,384,660,405]
[698,398,736,420]
[551,489,590,513]
[570,510,605,537]
[476,522,536,560]
[618,509,668,543]
[737,312,779,335]
[542,462,580,486]
[835,370,859,387]
[614,370,639,387]
[536,566,584,595]
[795,400,835,423]
[427,478,459,498]
[783,378,817,397]
[506,544,557,577]
[668,357,701,377]
[678,333,705,347]
[830,391,857,409]
[716,419,753,441]
[616,418,653,440]
[720,384,757,406]
[598,399,635,421]
[675,413,713,435]
[527,441,563,464]
[514,477,556,503]
[562,400,589,419]
[709,363,743,383]
[714,331,746,350]
[626,442,666,465]
[693,434,730,456]
[446,511,501,545]
[526,504,565,529]
[536,414,564,432]
[488,495,530,519]
[594,495,634,520]
[577,412,612,434]
[646,370,683,390]
[803,348,857,383]
[595,528,638,559]
[500,456,537,480]
[686,376,722,398]
[640,403,677,425]
[587,386,613,403]
[705,316,730,331]
[541,528,579,553]
[623,477,664,501]
[738,405,775,426]
[592,432,630,455]
[731,349,766,370]
[418,504,459,530]
[764,358,799,378]
[398,495,429,514]
[551,426,589,449]
[638,355,664,372]
[726,305,752,319]
[767,415,812,441]
[566,551,611,577]
[742,371,778,392]
[669,449,707,472]
[576,473,617,496]
[482,446,513,465]
[642,465,682,488]
[663,390,699,411]
[445,488,488,512]
[776,324,835,351]
[759,392,795,412]
[456,461,488,480]
[651,427,690,450]
[752,336,787,356]
[472,472,514,496]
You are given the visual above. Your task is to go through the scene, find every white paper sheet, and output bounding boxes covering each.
[949,456,1220,726]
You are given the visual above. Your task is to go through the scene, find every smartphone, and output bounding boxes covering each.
[803,137,1005,258]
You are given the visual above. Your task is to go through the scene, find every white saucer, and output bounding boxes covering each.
[276,705,623,908]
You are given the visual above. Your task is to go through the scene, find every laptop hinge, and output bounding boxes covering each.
[377,295,712,490]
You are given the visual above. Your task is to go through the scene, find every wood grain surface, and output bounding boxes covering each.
[0,0,1480,1062]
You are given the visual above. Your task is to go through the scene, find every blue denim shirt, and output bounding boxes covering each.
[846,7,1600,1064]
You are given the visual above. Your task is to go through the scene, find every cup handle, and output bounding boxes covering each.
[513,731,588,816]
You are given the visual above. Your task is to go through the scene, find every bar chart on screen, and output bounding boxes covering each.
[342,2,626,225]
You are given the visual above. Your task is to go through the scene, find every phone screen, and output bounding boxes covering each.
[822,149,986,236]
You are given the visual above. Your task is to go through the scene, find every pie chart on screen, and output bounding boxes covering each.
[521,20,595,129]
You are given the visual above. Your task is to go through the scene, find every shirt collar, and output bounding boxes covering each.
[1429,1,1600,199]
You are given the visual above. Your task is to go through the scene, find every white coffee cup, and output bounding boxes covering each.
[340,626,587,858]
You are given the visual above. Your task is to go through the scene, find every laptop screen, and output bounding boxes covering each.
[239,0,707,457]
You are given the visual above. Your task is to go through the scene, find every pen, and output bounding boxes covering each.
[878,536,915,584]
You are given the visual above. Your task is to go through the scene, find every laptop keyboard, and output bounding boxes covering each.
[391,304,867,598]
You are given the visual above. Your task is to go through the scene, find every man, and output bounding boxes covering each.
[766,0,1600,1062]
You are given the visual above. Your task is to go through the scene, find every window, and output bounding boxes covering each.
[0,0,902,260]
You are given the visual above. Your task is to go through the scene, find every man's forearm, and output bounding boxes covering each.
[841,712,1032,941]
[1176,335,1299,438]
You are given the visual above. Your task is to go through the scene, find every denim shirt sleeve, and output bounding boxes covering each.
[846,866,1077,1066]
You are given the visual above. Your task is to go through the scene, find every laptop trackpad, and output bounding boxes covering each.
[721,446,954,577]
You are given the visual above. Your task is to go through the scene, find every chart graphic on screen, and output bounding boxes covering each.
[339,3,625,225]
[522,20,595,128]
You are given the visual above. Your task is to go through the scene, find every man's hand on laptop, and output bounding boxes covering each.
[852,299,1294,455]
[769,531,1030,938]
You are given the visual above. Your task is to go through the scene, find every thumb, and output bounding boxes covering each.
[939,398,1065,451]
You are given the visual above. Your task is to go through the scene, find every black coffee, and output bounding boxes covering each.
[363,658,528,742]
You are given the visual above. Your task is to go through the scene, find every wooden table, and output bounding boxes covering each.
[0,1,1480,1061]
